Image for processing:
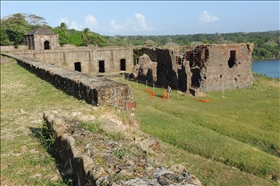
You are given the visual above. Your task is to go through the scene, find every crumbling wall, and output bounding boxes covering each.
[178,59,191,93]
[42,111,202,186]
[2,53,135,110]
[132,54,157,83]
[133,47,178,89]
[199,43,253,92]
[183,43,253,92]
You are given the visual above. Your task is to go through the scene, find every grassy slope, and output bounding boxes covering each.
[112,77,279,186]
[1,59,279,185]
[1,60,90,185]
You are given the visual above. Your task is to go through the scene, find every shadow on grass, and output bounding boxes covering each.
[29,126,77,186]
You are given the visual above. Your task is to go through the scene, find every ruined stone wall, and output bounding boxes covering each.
[199,43,253,92]
[134,47,178,89]
[42,111,202,186]
[2,53,135,109]
[2,46,134,76]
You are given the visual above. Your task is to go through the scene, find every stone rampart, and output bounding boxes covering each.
[0,45,29,51]
[1,46,134,76]
[2,53,135,110]
[43,110,202,186]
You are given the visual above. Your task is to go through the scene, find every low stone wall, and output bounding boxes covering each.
[0,45,28,51]
[1,53,135,110]
[43,110,202,186]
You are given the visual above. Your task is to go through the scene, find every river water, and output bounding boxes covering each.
[252,59,280,78]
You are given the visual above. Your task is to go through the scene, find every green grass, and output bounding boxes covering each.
[111,77,280,185]
[1,59,279,186]
[1,61,89,185]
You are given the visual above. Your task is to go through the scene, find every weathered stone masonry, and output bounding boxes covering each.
[183,43,254,92]
[3,46,134,76]
[133,43,254,93]
[42,111,202,186]
[2,53,135,109]
[24,27,60,50]
[1,26,254,94]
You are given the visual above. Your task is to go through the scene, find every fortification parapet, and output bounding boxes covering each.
[2,53,135,110]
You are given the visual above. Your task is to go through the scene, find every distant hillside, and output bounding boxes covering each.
[104,30,280,60]
[1,13,279,60]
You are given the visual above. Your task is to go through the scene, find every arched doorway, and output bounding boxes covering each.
[120,59,126,71]
[44,41,50,50]
[74,62,81,72]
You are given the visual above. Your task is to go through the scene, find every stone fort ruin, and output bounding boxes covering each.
[1,27,254,99]
[0,27,255,186]
[133,43,254,94]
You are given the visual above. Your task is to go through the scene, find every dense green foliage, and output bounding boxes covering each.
[104,31,280,60]
[1,13,279,59]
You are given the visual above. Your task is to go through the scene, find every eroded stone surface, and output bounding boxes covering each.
[43,110,202,186]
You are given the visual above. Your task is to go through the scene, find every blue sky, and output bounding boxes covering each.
[1,1,279,36]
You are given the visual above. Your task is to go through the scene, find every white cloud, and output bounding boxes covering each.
[84,15,98,30]
[110,19,125,31]
[58,18,69,24]
[69,21,81,30]
[59,15,98,31]
[200,11,218,23]
[58,13,155,35]
[133,13,152,30]
[108,13,155,34]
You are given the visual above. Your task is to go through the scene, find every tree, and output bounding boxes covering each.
[0,13,32,46]
[81,28,91,42]
[23,13,47,26]
[0,28,12,46]
[60,22,68,35]
[59,22,69,45]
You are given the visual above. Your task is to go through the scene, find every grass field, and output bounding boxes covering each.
[111,76,280,186]
[1,57,279,186]
[1,59,91,185]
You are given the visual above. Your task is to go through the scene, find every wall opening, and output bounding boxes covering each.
[120,59,126,71]
[74,62,81,72]
[44,41,50,50]
[228,50,236,68]
[99,60,105,73]
[191,68,201,88]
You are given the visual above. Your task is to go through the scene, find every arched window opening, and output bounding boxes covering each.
[120,59,126,71]
[99,60,105,73]
[44,41,50,50]
[74,62,81,72]
[228,50,236,68]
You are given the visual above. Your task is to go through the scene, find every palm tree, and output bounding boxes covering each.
[60,22,68,35]
[81,28,90,41]
[59,22,69,45]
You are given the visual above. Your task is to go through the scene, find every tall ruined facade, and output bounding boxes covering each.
[24,27,60,50]
[183,43,254,92]
[132,47,178,88]
[133,43,254,93]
